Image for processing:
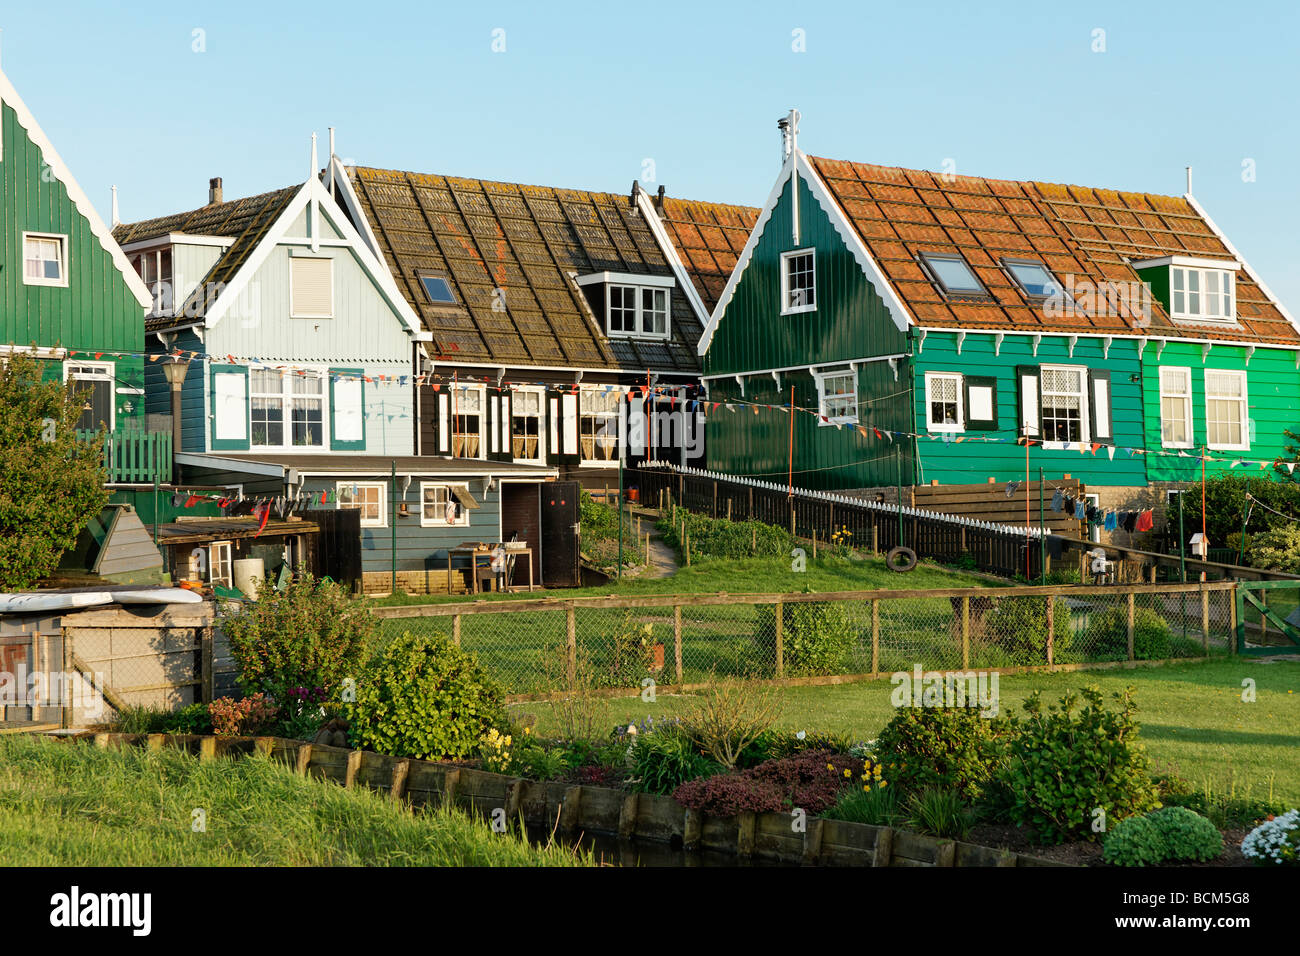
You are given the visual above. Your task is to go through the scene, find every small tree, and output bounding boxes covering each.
[0,351,109,589]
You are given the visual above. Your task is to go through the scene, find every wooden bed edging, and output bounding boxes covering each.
[67,732,1068,868]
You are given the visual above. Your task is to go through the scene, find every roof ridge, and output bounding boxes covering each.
[114,184,300,237]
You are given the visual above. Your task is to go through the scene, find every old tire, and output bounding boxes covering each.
[885,546,918,573]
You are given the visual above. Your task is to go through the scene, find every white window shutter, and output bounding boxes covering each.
[334,378,363,443]
[214,372,247,441]
[437,392,451,453]
[561,393,579,456]
[1018,368,1040,438]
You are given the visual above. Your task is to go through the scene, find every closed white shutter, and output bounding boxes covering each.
[561,393,579,456]
[291,257,334,317]
[214,372,247,441]
[1091,376,1111,441]
[1019,369,1040,438]
[334,378,363,443]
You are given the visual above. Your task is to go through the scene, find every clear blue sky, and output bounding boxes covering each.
[4,0,1298,310]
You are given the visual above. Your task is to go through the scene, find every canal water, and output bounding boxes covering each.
[527,827,800,867]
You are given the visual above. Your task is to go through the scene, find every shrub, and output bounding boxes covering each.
[736,728,857,768]
[1244,525,1300,574]
[208,693,278,737]
[590,610,657,688]
[875,705,1011,801]
[164,703,213,735]
[1087,606,1198,661]
[657,509,794,561]
[755,600,856,677]
[672,751,865,816]
[983,596,1072,663]
[579,490,641,570]
[0,351,110,590]
[346,630,507,760]
[1103,807,1222,866]
[905,787,975,840]
[220,573,372,705]
[630,729,722,795]
[539,645,611,743]
[108,705,170,734]
[672,774,785,816]
[1241,809,1300,866]
[681,676,782,769]
[1001,686,1160,844]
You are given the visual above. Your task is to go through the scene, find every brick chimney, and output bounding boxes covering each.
[208,177,223,205]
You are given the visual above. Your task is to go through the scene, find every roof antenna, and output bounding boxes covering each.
[1185,165,1193,196]
[777,108,800,163]
[111,185,120,227]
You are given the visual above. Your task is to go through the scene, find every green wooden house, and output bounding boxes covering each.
[699,114,1300,540]
[0,64,165,483]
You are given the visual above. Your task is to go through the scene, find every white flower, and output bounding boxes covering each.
[627,724,637,735]
[796,731,807,740]
[1241,809,1300,866]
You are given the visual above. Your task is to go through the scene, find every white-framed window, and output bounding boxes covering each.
[579,387,620,463]
[1159,366,1194,448]
[511,387,545,462]
[1039,365,1088,444]
[64,361,115,432]
[131,247,174,312]
[251,369,326,449]
[1204,369,1248,450]
[1171,266,1234,323]
[290,256,334,318]
[23,233,69,287]
[337,481,386,527]
[925,371,964,432]
[209,541,233,588]
[815,369,857,425]
[605,284,671,339]
[781,249,816,314]
[420,482,472,527]
[450,385,485,459]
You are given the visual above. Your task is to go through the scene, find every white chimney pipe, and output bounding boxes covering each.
[1185,165,1193,195]
[111,185,119,227]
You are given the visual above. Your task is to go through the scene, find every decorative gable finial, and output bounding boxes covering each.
[111,185,119,227]
[1185,165,1193,196]
[310,132,318,181]
[777,108,800,163]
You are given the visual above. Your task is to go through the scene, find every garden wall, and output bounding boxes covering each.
[70,732,1065,867]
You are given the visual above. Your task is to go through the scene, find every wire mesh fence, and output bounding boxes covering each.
[371,581,1244,700]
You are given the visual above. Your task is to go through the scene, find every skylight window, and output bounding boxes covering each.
[419,275,456,305]
[919,252,985,297]
[1002,259,1061,298]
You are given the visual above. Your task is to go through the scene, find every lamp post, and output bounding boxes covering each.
[161,354,190,456]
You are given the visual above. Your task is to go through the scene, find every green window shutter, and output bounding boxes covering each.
[329,367,366,451]
[209,364,249,451]
[964,375,998,431]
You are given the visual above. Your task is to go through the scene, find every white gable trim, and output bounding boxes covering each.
[201,176,423,337]
[0,67,152,310]
[1183,192,1300,339]
[698,151,913,357]
[634,186,712,328]
[330,159,385,260]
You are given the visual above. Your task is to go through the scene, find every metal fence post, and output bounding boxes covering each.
[673,605,683,685]
[1231,587,1242,654]
[1201,589,1210,654]
[565,604,577,690]
[774,599,784,679]
[1126,592,1136,661]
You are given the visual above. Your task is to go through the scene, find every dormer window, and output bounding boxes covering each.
[919,251,986,297]
[1002,258,1061,299]
[575,272,673,340]
[129,246,174,313]
[1172,265,1234,323]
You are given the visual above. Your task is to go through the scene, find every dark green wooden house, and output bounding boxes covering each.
[1,64,166,485]
[699,115,1300,541]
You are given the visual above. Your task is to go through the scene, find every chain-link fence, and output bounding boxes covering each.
[372,581,1244,700]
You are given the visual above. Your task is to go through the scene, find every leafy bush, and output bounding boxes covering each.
[736,728,857,768]
[108,705,170,734]
[208,693,278,737]
[1001,686,1160,844]
[875,705,1011,801]
[346,630,507,760]
[1087,606,1199,661]
[579,490,641,570]
[0,351,110,590]
[681,677,782,769]
[1245,525,1300,574]
[1241,809,1300,866]
[755,600,856,677]
[220,573,372,705]
[590,610,657,688]
[905,787,975,840]
[1103,807,1222,866]
[630,729,722,795]
[673,751,864,816]
[982,596,1073,662]
[164,703,214,735]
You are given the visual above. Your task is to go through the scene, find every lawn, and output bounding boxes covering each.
[515,658,1300,806]
[0,736,590,866]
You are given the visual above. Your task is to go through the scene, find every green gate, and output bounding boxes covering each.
[1234,581,1300,656]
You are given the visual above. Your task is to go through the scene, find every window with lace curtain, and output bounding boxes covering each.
[580,389,620,463]
[511,389,543,461]
[451,386,484,458]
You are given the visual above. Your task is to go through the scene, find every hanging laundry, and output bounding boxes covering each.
[1073,500,1087,520]
[1051,490,1064,512]
[1085,504,1099,524]
[1005,481,1020,498]
[1135,510,1154,533]
[1121,511,1137,533]
[1063,494,1076,516]
[1104,511,1118,532]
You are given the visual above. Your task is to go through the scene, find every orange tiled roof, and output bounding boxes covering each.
[657,196,759,313]
[807,156,1297,345]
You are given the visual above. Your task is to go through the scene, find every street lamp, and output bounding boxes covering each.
[162,355,190,459]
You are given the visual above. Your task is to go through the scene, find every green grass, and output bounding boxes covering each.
[0,736,591,866]
[515,658,1300,806]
